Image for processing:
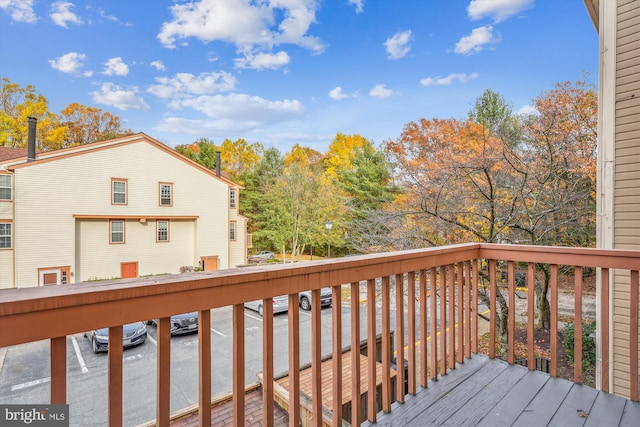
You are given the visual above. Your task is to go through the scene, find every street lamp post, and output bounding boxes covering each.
[324,220,333,258]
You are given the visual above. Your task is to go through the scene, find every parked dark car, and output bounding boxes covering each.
[248,251,275,263]
[148,312,198,335]
[85,322,147,353]
[299,287,332,311]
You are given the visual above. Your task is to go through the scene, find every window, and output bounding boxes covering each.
[0,222,11,249]
[112,179,127,205]
[229,189,237,209]
[159,183,173,206]
[110,220,125,243]
[0,175,11,200]
[230,221,236,241]
[157,220,169,242]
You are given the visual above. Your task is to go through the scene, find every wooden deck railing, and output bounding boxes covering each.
[1,243,639,426]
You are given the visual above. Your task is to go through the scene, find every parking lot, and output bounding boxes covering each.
[0,304,353,426]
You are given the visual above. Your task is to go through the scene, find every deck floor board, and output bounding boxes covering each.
[362,355,640,427]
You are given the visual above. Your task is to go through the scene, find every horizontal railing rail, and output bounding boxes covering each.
[1,243,639,426]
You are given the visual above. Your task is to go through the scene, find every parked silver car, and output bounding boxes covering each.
[245,295,288,316]
[148,312,198,335]
[248,251,275,263]
[299,287,332,311]
[85,322,147,353]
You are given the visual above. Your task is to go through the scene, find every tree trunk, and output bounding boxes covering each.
[535,269,551,330]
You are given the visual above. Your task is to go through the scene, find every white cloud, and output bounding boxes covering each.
[148,71,237,99]
[0,0,36,23]
[454,26,498,55]
[91,83,149,110]
[369,84,394,98]
[349,0,364,14]
[329,87,355,100]
[150,60,166,71]
[50,1,83,28]
[467,0,534,23]
[516,104,538,115]
[48,52,87,74]
[159,93,304,133]
[384,30,412,60]
[157,0,324,70]
[102,57,129,76]
[235,51,291,70]
[420,72,479,86]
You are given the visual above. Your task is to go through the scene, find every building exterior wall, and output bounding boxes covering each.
[596,0,640,399]
[612,0,640,399]
[0,134,246,288]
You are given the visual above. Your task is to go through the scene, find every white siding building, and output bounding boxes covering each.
[0,133,247,289]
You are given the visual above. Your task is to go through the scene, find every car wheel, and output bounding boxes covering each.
[300,296,311,311]
[91,337,99,354]
[258,304,264,317]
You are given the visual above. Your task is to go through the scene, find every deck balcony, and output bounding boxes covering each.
[1,243,639,426]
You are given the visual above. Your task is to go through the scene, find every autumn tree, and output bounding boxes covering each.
[59,103,131,146]
[1,78,131,150]
[0,78,66,149]
[509,80,597,328]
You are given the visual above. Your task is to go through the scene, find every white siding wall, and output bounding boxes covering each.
[76,218,196,281]
[10,137,235,287]
[0,182,13,288]
[611,0,640,399]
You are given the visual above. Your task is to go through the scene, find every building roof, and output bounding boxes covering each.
[583,0,598,32]
[0,146,27,162]
[1,133,242,189]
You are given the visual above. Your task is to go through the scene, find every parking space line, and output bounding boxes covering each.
[70,336,89,373]
[147,335,157,346]
[244,312,263,322]
[11,377,50,391]
[211,328,226,337]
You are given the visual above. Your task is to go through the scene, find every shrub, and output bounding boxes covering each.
[563,320,596,368]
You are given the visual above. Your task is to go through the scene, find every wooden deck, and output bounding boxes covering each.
[364,354,640,427]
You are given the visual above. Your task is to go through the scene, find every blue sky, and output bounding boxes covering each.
[0,0,598,153]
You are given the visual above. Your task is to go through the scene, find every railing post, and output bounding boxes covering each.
[367,279,377,423]
[157,317,171,427]
[574,266,583,384]
[550,264,558,378]
[471,261,478,354]
[311,288,323,427]
[507,262,515,365]
[50,336,66,405]
[199,309,212,427]
[440,266,447,374]
[489,260,496,359]
[630,270,639,401]
[419,269,428,388]
[381,275,391,413]
[408,271,416,395]
[430,267,438,379]
[527,263,536,371]
[600,268,610,392]
[288,294,300,427]
[395,273,405,404]
[448,265,455,369]
[331,285,343,426]
[233,304,245,426]
[350,282,361,426]
[108,325,123,427]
